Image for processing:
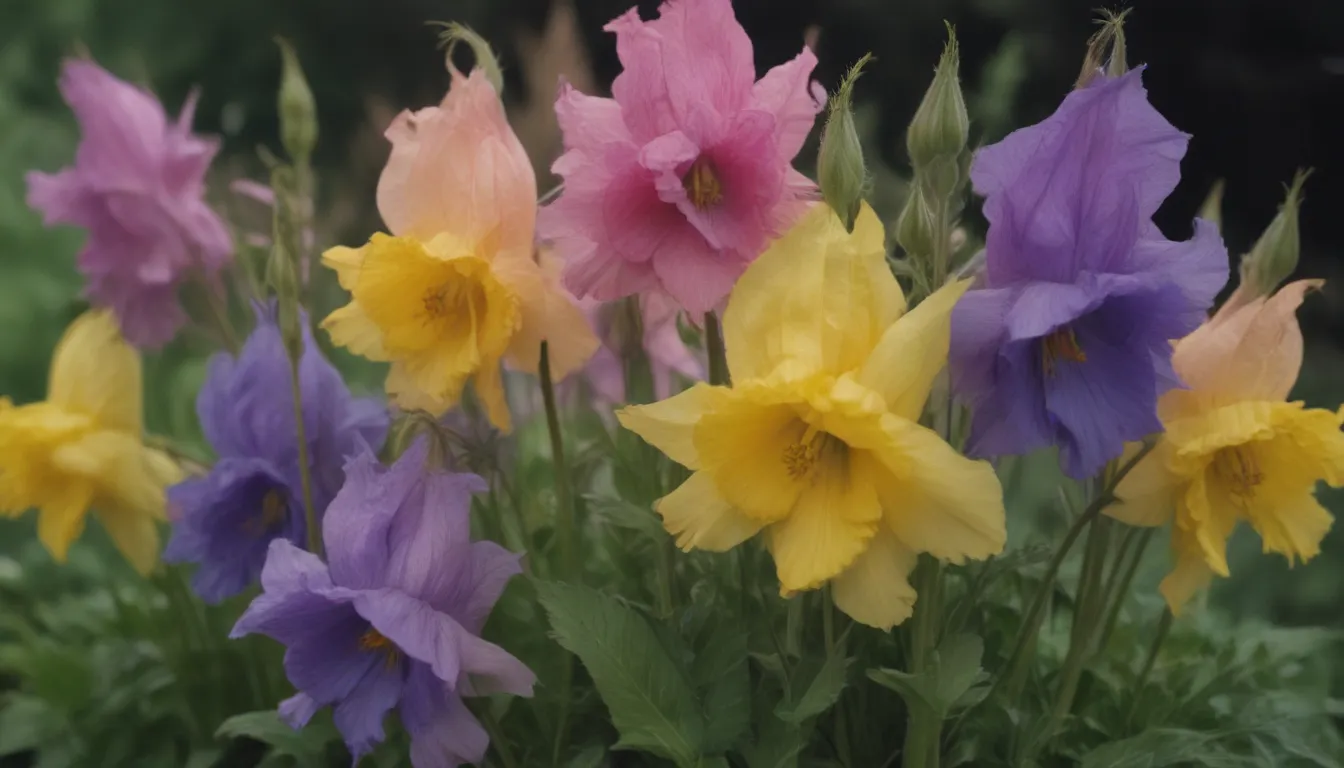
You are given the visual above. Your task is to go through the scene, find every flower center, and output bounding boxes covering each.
[1041,327,1087,377]
[782,425,845,481]
[683,156,723,210]
[1212,446,1263,500]
[419,278,485,329]
[358,627,402,668]
[242,489,288,538]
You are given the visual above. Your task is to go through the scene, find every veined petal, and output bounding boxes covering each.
[322,302,391,362]
[1245,490,1333,566]
[323,245,366,292]
[47,310,142,432]
[1160,530,1214,616]
[870,419,1005,563]
[831,527,918,630]
[1179,471,1238,578]
[694,389,810,521]
[655,471,764,551]
[767,449,882,593]
[616,383,724,469]
[36,481,94,563]
[859,279,970,421]
[1109,440,1184,527]
[498,249,599,378]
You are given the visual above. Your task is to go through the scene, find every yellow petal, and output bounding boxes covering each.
[472,362,513,433]
[870,418,1005,563]
[656,471,764,551]
[616,383,723,469]
[322,302,391,362]
[831,527,918,630]
[37,481,93,563]
[1245,491,1333,566]
[376,68,536,258]
[1173,279,1321,404]
[857,279,970,421]
[1159,535,1214,616]
[47,310,142,432]
[1179,471,1238,578]
[385,362,461,417]
[322,244,367,291]
[723,202,903,382]
[694,388,810,521]
[1109,440,1183,527]
[52,432,172,518]
[499,249,599,378]
[95,501,161,575]
[767,449,882,593]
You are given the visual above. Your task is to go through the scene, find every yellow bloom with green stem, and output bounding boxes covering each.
[617,202,1006,629]
[1110,280,1344,613]
[0,310,181,573]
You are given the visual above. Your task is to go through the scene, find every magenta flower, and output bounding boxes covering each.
[231,438,534,766]
[538,0,825,316]
[26,59,232,347]
[583,293,704,404]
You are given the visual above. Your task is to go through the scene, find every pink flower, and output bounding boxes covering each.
[26,60,232,348]
[583,293,704,404]
[538,0,825,316]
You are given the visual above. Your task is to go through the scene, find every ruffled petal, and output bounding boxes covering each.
[616,382,724,469]
[767,450,882,593]
[655,470,765,551]
[831,527,918,630]
[860,279,969,422]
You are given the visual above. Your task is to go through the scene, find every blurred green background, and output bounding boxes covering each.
[1,0,1342,738]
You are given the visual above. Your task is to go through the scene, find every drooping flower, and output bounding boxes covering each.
[322,64,596,432]
[163,304,388,602]
[26,59,232,348]
[617,203,1005,629]
[0,311,181,572]
[582,293,703,404]
[538,0,826,316]
[949,68,1228,479]
[231,438,534,766]
[1110,280,1344,613]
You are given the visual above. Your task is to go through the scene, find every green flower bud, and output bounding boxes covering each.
[1240,169,1311,299]
[1198,179,1225,232]
[435,22,504,94]
[819,54,872,232]
[275,38,318,163]
[907,25,969,169]
[1076,9,1131,88]
[895,182,938,262]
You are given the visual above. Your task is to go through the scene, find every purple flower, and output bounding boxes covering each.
[164,304,388,602]
[231,439,535,766]
[582,293,704,404]
[26,59,232,347]
[949,69,1228,479]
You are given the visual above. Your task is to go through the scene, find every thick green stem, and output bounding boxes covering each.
[539,341,577,766]
[1096,527,1155,653]
[823,588,852,766]
[705,311,730,386]
[903,558,944,768]
[478,704,520,768]
[287,356,321,557]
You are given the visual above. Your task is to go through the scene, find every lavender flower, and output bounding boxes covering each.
[26,59,232,347]
[164,304,387,602]
[949,69,1228,478]
[583,293,704,404]
[231,438,534,766]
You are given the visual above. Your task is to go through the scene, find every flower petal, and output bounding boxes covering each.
[616,382,723,469]
[47,310,142,432]
[831,527,918,630]
[1109,440,1183,527]
[860,279,969,421]
[655,470,765,552]
[767,450,882,593]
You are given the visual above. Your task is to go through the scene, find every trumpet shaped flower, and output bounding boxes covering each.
[949,69,1228,479]
[322,65,596,431]
[618,203,1005,629]
[232,439,534,766]
[538,0,826,316]
[1110,280,1344,613]
[164,303,388,602]
[0,311,181,572]
[26,60,232,348]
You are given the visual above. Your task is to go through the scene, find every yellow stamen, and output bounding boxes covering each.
[1041,327,1087,377]
[781,425,845,481]
[242,489,288,538]
[358,627,402,668]
[1212,446,1262,500]
[683,156,723,210]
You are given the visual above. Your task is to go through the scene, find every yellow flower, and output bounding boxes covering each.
[322,66,596,431]
[617,203,1006,629]
[0,311,181,573]
[1110,280,1344,613]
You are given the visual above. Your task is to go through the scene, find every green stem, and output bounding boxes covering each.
[539,341,577,766]
[1126,609,1173,726]
[287,356,321,557]
[903,558,943,768]
[1096,527,1155,654]
[478,704,520,768]
[823,588,853,767]
[705,311,730,386]
[202,279,241,355]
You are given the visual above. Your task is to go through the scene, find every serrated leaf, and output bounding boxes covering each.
[775,651,849,724]
[568,745,609,768]
[867,633,985,719]
[0,695,59,755]
[536,581,705,765]
[692,624,750,753]
[1080,729,1248,768]
[584,494,666,540]
[743,710,804,768]
[216,709,337,767]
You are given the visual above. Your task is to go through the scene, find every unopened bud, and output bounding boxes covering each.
[275,38,318,163]
[819,54,872,232]
[895,182,938,261]
[1199,179,1225,232]
[435,22,504,94]
[1077,9,1131,88]
[1241,169,1311,299]
[907,25,969,169]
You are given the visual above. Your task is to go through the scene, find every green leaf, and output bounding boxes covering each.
[536,580,706,765]
[1080,729,1249,768]
[584,494,666,541]
[567,746,609,768]
[216,709,338,767]
[743,712,805,768]
[775,651,849,724]
[692,624,750,753]
[0,695,59,755]
[868,633,985,718]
